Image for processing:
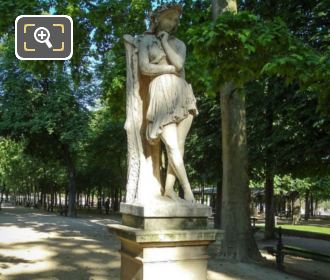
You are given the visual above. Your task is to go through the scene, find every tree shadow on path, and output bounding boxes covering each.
[0,206,121,280]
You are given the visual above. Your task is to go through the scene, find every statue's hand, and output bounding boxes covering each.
[158,31,169,43]
[167,65,177,74]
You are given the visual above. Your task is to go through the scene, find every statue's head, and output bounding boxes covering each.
[149,4,182,34]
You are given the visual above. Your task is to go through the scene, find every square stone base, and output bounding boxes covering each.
[120,201,212,230]
[109,201,223,279]
[109,224,223,280]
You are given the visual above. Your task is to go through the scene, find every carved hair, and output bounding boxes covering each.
[148,4,182,33]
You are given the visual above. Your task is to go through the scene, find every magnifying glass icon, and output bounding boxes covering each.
[34,27,53,48]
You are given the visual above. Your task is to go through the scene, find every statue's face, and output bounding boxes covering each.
[157,12,179,33]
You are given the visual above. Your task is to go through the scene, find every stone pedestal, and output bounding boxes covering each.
[109,200,224,280]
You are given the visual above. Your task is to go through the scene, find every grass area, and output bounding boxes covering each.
[255,223,330,235]
[276,225,330,235]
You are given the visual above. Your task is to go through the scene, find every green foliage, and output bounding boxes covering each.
[0,1,92,209]
[189,11,327,92]
[0,138,67,195]
[0,39,89,156]
[242,0,330,113]
[250,174,330,202]
[90,0,151,119]
[185,95,221,185]
[188,6,329,192]
[247,80,330,179]
[0,0,49,36]
[83,108,126,193]
[313,177,330,201]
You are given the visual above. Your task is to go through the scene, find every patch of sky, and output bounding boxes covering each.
[49,7,56,15]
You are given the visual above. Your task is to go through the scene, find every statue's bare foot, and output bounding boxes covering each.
[184,188,195,203]
[164,189,181,202]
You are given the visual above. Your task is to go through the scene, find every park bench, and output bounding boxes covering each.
[279,212,288,219]
[250,217,260,232]
[264,227,330,270]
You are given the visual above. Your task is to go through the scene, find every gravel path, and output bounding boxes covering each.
[0,205,121,280]
[0,205,307,280]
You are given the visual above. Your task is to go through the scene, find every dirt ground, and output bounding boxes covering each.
[0,204,327,280]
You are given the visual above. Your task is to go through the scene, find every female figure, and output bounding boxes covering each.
[138,5,197,203]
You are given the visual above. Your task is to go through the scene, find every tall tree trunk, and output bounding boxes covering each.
[310,193,314,216]
[214,181,222,228]
[264,170,275,239]
[50,185,54,212]
[43,192,47,210]
[87,192,90,208]
[63,144,77,218]
[33,185,36,206]
[304,190,310,220]
[114,187,119,212]
[280,195,286,214]
[264,87,275,240]
[292,192,301,225]
[286,198,291,217]
[76,192,80,208]
[219,82,261,260]
[0,187,3,210]
[54,191,57,207]
[315,199,318,215]
[201,184,205,204]
[111,188,114,211]
[213,0,261,261]
[65,190,68,216]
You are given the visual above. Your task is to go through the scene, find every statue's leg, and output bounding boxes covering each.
[177,114,193,156]
[161,119,195,203]
[161,124,180,200]
[163,115,193,201]
[177,114,195,202]
[164,163,180,201]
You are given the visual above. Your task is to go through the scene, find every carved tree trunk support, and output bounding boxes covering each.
[124,35,162,205]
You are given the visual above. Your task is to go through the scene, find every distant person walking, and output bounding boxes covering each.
[105,198,110,215]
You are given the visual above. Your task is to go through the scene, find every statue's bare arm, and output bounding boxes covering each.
[138,36,177,76]
[159,32,186,72]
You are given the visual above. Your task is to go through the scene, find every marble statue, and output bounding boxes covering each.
[124,5,198,205]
